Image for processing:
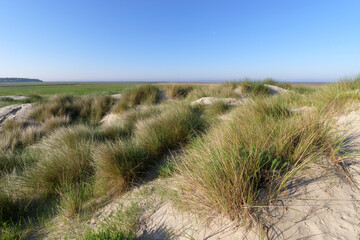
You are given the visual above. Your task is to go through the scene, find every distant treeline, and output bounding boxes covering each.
[0,78,42,83]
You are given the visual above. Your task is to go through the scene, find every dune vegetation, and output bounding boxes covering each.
[0,78,359,239]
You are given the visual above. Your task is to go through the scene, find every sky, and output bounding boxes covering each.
[0,0,360,82]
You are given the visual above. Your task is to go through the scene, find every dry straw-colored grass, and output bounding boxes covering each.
[112,85,160,113]
[176,96,342,221]
[165,84,193,99]
[30,94,114,125]
[94,103,205,195]
[20,125,97,199]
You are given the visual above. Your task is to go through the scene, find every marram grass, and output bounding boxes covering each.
[176,96,342,221]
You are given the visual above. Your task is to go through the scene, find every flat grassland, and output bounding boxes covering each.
[0,82,144,95]
[0,81,329,96]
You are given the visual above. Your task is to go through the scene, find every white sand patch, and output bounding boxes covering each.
[111,93,122,99]
[0,103,34,130]
[191,97,244,106]
[0,95,30,101]
[264,84,288,95]
[100,113,123,125]
[138,202,256,240]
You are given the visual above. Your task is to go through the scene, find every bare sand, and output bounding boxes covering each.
[0,103,34,130]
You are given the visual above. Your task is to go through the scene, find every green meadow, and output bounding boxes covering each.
[0,82,146,96]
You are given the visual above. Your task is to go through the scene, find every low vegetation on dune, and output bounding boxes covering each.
[165,84,193,99]
[100,105,162,139]
[0,94,43,108]
[94,103,205,195]
[0,79,359,239]
[176,97,341,220]
[112,85,160,113]
[186,81,240,100]
[241,80,272,96]
[30,94,114,125]
[314,76,360,114]
[20,125,97,199]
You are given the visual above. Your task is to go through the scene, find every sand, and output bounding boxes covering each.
[0,95,30,101]
[264,84,289,95]
[0,103,34,130]
[191,97,244,106]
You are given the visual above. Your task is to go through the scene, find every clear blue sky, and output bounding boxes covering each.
[1,0,359,82]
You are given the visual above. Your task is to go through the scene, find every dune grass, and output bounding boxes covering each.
[112,85,160,113]
[176,96,342,220]
[0,124,44,152]
[314,76,360,114]
[134,103,204,158]
[240,80,271,96]
[82,202,140,240]
[30,94,114,125]
[94,103,205,195]
[0,94,43,108]
[93,140,147,195]
[83,230,136,240]
[165,84,193,99]
[100,105,162,140]
[0,78,356,237]
[20,125,97,199]
[205,101,231,116]
[186,82,240,100]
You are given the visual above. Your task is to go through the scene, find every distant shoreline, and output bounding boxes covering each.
[0,78,42,83]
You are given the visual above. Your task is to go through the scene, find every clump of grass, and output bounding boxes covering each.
[112,85,160,113]
[30,94,114,125]
[42,115,70,133]
[240,80,271,96]
[94,104,205,195]
[20,125,97,199]
[93,140,147,195]
[28,93,43,101]
[0,187,19,224]
[205,101,231,116]
[262,78,292,89]
[134,103,205,158]
[2,120,24,132]
[58,182,93,218]
[158,156,176,178]
[83,229,136,240]
[0,175,33,224]
[83,202,140,240]
[314,76,360,114]
[0,221,23,240]
[176,97,340,221]
[100,106,162,140]
[0,125,43,151]
[186,82,240,100]
[0,150,38,176]
[165,84,193,99]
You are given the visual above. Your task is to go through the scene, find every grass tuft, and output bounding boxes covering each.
[20,125,97,199]
[205,101,231,116]
[176,96,341,221]
[94,103,205,195]
[165,84,193,99]
[30,94,114,125]
[112,85,160,113]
